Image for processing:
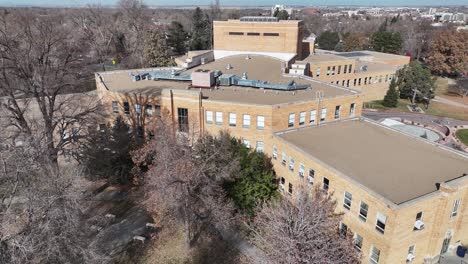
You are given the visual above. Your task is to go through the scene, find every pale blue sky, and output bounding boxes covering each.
[2,0,467,7]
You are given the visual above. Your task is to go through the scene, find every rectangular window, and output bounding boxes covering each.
[257,115,265,130]
[344,191,352,210]
[376,212,387,234]
[359,202,369,221]
[332,66,336,75]
[155,105,161,117]
[299,163,305,177]
[215,112,223,125]
[264,32,279,36]
[256,141,264,153]
[354,234,363,250]
[299,112,306,125]
[243,139,250,148]
[370,246,380,264]
[320,108,327,122]
[279,177,285,191]
[338,65,341,74]
[344,64,348,74]
[310,110,317,124]
[342,80,345,86]
[229,113,236,127]
[339,222,348,236]
[323,177,329,191]
[349,64,353,73]
[346,80,350,87]
[408,245,415,255]
[334,105,341,119]
[281,152,287,166]
[272,146,278,160]
[353,79,357,86]
[112,101,119,113]
[229,32,243,35]
[177,108,189,132]
[308,169,315,185]
[288,113,295,127]
[288,183,293,195]
[123,102,130,114]
[416,212,423,221]
[206,111,213,124]
[350,103,356,117]
[316,67,321,77]
[135,104,142,116]
[243,114,251,128]
[451,199,461,217]
[247,32,260,36]
[385,74,389,82]
[289,157,295,172]
[358,78,362,86]
[364,77,368,85]
[327,66,331,76]
[146,105,153,116]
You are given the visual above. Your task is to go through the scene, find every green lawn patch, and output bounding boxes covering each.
[456,129,468,146]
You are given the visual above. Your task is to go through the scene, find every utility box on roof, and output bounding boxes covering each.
[192,69,215,88]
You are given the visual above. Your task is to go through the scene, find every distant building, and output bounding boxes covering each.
[271,4,293,16]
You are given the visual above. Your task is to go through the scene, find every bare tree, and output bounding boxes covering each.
[0,11,100,163]
[133,121,238,248]
[250,186,361,264]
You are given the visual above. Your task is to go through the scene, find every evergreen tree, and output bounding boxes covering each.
[273,8,290,20]
[317,31,340,51]
[383,78,399,108]
[167,21,188,54]
[334,41,345,52]
[371,31,403,54]
[190,7,212,50]
[144,29,173,67]
[397,61,436,103]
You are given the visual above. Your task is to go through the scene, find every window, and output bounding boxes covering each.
[342,80,345,86]
[206,111,213,124]
[272,146,278,160]
[177,108,189,132]
[451,199,461,217]
[99,123,106,132]
[289,157,295,172]
[264,32,279,36]
[281,152,287,166]
[408,245,415,261]
[344,191,352,210]
[155,105,161,117]
[344,64,348,74]
[327,66,331,76]
[229,113,236,127]
[112,101,119,113]
[316,67,321,77]
[310,110,316,124]
[243,114,251,128]
[229,32,243,35]
[349,64,353,73]
[323,177,329,191]
[416,212,423,221]
[353,79,357,86]
[320,108,327,122]
[385,74,389,82]
[339,222,348,236]
[350,103,356,117]
[288,183,293,195]
[135,104,142,116]
[334,105,341,119]
[256,141,264,153]
[215,112,223,125]
[146,105,153,116]
[308,169,315,184]
[370,246,380,264]
[332,66,336,75]
[288,113,295,127]
[359,202,369,221]
[257,115,265,130]
[358,78,362,86]
[338,65,341,74]
[243,139,250,148]
[299,112,306,125]
[247,32,260,36]
[376,212,387,234]
[346,80,350,87]
[364,77,368,85]
[299,163,305,178]
[279,177,285,191]
[354,234,363,250]
[123,102,130,114]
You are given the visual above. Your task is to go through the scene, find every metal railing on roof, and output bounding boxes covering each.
[240,16,279,22]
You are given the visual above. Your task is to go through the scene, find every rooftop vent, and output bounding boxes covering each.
[242,72,248,80]
[245,55,251,60]
[240,16,279,22]
[360,65,368,72]
[225,64,232,70]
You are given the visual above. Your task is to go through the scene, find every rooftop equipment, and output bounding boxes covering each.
[240,16,279,22]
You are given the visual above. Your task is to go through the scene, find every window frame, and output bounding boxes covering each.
[215,112,223,125]
[229,112,236,127]
[112,101,119,113]
[375,212,387,234]
[288,113,295,127]
[257,115,265,130]
[243,114,251,128]
[343,191,352,210]
[359,201,368,221]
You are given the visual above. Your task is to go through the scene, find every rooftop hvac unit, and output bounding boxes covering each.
[201,57,206,65]
[279,184,285,191]
[242,72,248,80]
[414,220,425,230]
[406,254,415,262]
[307,176,314,183]
[360,65,368,72]
[225,64,232,70]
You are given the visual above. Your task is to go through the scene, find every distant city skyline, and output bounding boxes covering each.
[3,0,468,7]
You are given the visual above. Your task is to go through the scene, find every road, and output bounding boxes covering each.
[433,96,468,109]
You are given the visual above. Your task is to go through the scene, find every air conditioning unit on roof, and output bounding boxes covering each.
[414,220,425,230]
[406,253,415,262]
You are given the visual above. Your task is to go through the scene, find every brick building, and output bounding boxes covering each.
[94,17,467,263]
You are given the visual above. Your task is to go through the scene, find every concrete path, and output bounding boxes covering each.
[433,96,468,109]
[217,226,270,264]
[363,110,468,127]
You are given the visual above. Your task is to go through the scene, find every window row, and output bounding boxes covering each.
[112,101,161,117]
[329,74,395,88]
[242,139,264,153]
[206,111,265,129]
[314,64,354,78]
[287,103,356,127]
[228,31,279,37]
[342,190,387,234]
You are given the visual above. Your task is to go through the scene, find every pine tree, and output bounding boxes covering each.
[383,78,399,108]
[190,7,212,50]
[167,21,188,54]
[144,29,173,67]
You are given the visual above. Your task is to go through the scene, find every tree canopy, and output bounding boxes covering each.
[273,8,289,20]
[144,29,173,67]
[189,7,212,51]
[167,21,188,54]
[383,78,399,108]
[397,61,436,103]
[371,31,403,54]
[317,31,340,51]
[426,30,468,77]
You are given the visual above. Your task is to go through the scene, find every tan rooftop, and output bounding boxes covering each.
[355,61,397,73]
[97,55,360,106]
[300,53,353,63]
[277,120,468,204]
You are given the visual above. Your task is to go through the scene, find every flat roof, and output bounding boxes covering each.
[277,120,468,204]
[97,55,359,106]
[355,61,397,73]
[300,53,353,63]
